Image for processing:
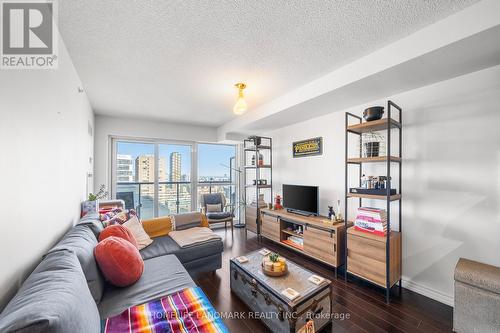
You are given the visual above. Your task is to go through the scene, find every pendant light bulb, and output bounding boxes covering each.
[233,83,247,115]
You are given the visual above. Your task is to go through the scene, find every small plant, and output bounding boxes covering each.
[88,184,108,201]
[269,252,280,263]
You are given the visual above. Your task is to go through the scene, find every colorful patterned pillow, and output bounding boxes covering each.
[103,209,138,227]
[99,207,124,222]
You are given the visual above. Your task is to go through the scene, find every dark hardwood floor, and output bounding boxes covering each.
[194,227,453,333]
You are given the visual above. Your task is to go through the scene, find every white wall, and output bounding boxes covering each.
[94,115,218,192]
[0,41,94,308]
[265,65,500,305]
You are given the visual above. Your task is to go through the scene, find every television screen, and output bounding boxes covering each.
[282,184,319,215]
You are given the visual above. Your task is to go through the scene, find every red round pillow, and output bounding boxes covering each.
[94,237,144,287]
[99,225,138,249]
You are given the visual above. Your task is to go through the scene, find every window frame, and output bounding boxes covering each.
[109,136,239,218]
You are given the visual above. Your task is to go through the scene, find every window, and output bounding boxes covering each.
[113,140,194,219]
[197,143,238,215]
[112,139,238,219]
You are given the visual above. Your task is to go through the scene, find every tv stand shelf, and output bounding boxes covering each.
[260,209,351,274]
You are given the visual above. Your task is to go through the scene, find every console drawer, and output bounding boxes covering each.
[304,226,336,266]
[261,213,280,242]
[347,228,401,287]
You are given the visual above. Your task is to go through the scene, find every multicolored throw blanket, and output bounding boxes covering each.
[102,287,228,333]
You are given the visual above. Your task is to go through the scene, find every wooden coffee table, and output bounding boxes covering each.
[230,248,332,333]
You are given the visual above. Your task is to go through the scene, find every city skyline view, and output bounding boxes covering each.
[115,141,237,219]
[117,142,236,180]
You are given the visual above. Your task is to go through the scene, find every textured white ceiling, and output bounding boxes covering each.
[59,0,479,126]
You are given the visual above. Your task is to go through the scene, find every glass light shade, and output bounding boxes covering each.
[233,96,247,115]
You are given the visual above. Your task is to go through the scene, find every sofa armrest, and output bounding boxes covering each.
[142,216,172,238]
[455,258,500,294]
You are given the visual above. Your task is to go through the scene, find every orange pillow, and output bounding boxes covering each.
[141,214,209,238]
[94,237,144,287]
[141,216,172,238]
[98,225,139,249]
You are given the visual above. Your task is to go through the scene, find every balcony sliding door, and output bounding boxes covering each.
[197,143,238,219]
[113,139,193,218]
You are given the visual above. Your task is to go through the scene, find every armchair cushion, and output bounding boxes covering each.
[206,211,232,220]
[206,203,222,212]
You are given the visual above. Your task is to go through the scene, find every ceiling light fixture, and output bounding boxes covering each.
[233,83,247,115]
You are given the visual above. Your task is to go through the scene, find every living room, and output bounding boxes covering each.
[1,1,499,332]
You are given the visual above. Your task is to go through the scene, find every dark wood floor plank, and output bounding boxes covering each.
[193,227,453,333]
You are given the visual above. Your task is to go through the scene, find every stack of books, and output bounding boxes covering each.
[354,207,387,236]
[287,235,304,247]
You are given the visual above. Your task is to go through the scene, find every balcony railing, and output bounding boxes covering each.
[116,180,236,219]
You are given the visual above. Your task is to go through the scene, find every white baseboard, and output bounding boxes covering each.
[402,277,454,307]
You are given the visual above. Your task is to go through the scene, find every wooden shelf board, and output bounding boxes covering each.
[281,229,303,238]
[245,184,272,188]
[347,156,401,164]
[244,145,272,151]
[347,193,401,201]
[347,226,400,242]
[347,118,401,134]
[244,165,272,168]
[261,208,347,232]
[281,240,304,251]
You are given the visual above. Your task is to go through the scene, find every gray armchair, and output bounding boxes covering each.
[200,193,234,231]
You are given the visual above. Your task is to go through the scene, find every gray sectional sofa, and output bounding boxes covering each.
[0,212,224,332]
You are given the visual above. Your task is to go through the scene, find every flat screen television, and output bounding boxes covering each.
[282,184,319,216]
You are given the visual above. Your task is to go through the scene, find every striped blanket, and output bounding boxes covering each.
[102,287,228,333]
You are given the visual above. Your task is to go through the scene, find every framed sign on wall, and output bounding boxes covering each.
[293,137,323,158]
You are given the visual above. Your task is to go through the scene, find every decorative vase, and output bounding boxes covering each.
[274,195,283,210]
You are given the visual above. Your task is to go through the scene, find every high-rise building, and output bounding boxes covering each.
[135,155,166,182]
[116,154,133,182]
[135,155,166,199]
[170,152,181,182]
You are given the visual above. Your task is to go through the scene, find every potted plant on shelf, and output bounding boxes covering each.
[82,184,108,217]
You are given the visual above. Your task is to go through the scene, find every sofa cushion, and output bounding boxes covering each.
[95,237,144,287]
[99,224,139,249]
[171,212,204,230]
[47,225,104,303]
[104,209,138,226]
[0,250,100,333]
[206,211,232,220]
[139,235,223,263]
[123,215,153,249]
[78,212,104,237]
[98,254,196,318]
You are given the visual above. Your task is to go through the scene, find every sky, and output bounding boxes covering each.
[117,142,236,178]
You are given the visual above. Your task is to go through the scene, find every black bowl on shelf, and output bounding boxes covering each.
[363,106,384,122]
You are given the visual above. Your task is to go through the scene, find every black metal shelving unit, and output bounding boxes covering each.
[344,100,402,303]
[244,136,273,237]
